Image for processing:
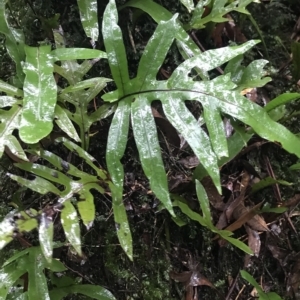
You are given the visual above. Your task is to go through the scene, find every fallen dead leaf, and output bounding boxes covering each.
[227,202,269,232]
[244,225,261,267]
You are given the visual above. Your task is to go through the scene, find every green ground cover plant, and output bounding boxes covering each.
[0,0,299,298]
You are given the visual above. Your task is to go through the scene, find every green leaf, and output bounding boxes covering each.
[214,89,300,158]
[59,76,110,149]
[46,259,67,273]
[122,0,209,80]
[56,137,108,181]
[235,59,271,90]
[0,261,27,299]
[172,195,212,228]
[0,105,28,161]
[8,172,61,195]
[110,184,133,260]
[0,80,23,97]
[39,213,54,263]
[203,101,228,159]
[240,270,283,299]
[172,193,253,254]
[171,215,187,227]
[103,0,130,96]
[264,93,300,112]
[15,218,38,234]
[179,0,194,12]
[260,206,287,214]
[54,105,81,142]
[162,97,221,192]
[61,200,82,256]
[268,106,287,122]
[51,48,107,62]
[27,247,50,300]
[0,1,25,84]
[50,284,116,300]
[196,180,213,228]
[132,95,174,215]
[169,40,259,82]
[77,191,95,229]
[190,0,253,29]
[106,99,132,259]
[61,78,112,95]
[289,163,300,171]
[0,214,15,250]
[122,0,172,23]
[137,14,180,87]
[77,0,99,42]
[218,131,253,168]
[20,45,57,144]
[264,292,283,300]
[225,237,253,255]
[2,248,30,266]
[89,103,117,124]
[251,177,292,194]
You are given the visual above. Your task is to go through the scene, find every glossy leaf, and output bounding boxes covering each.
[58,70,110,149]
[132,95,174,215]
[179,0,194,12]
[54,105,81,142]
[0,105,27,161]
[137,14,180,88]
[234,59,271,90]
[225,236,254,255]
[2,248,29,267]
[39,213,54,263]
[77,191,95,229]
[0,213,15,249]
[0,1,25,83]
[196,180,213,227]
[106,99,133,259]
[264,93,300,112]
[89,102,117,124]
[7,141,112,258]
[103,2,300,220]
[20,45,57,144]
[190,0,253,29]
[193,130,253,182]
[122,0,171,23]
[51,48,107,62]
[8,172,61,195]
[103,0,130,96]
[0,261,26,299]
[27,247,50,300]
[61,77,112,95]
[50,284,116,300]
[122,0,208,80]
[0,80,23,97]
[162,96,221,192]
[61,200,82,255]
[46,259,67,273]
[77,0,99,42]
[169,40,259,82]
[203,101,228,159]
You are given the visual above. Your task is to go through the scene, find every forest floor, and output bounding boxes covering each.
[2,0,300,299]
